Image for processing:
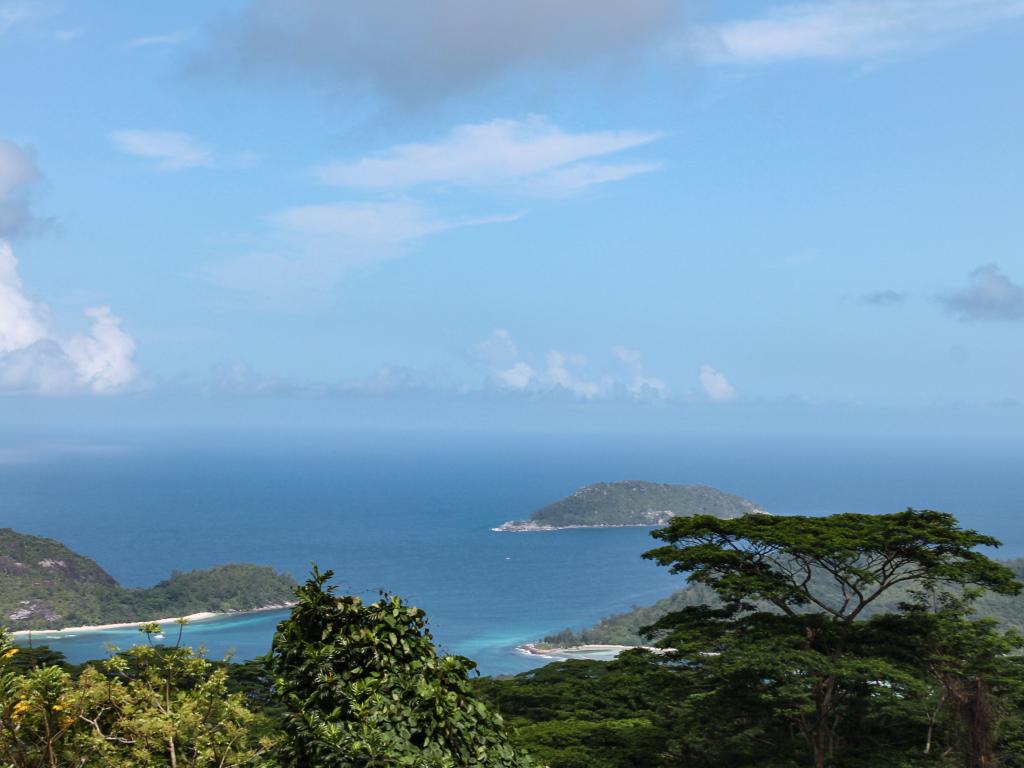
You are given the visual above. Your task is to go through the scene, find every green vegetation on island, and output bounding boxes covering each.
[542,556,1024,648]
[494,480,765,531]
[0,528,296,631]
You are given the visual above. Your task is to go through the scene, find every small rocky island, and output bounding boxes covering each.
[494,480,766,532]
[0,528,296,632]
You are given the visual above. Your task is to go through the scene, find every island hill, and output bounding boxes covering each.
[494,480,766,532]
[0,528,296,632]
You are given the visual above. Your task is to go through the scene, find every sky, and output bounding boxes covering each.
[1,0,1023,436]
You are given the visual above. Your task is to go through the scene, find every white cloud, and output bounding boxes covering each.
[128,30,192,48]
[497,361,535,390]
[472,329,519,366]
[546,350,608,399]
[317,117,660,196]
[472,331,670,399]
[63,307,138,393]
[0,241,138,394]
[0,140,45,237]
[699,364,737,402]
[613,345,668,398]
[110,130,214,171]
[687,0,1024,65]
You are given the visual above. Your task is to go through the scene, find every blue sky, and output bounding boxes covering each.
[2,0,1024,434]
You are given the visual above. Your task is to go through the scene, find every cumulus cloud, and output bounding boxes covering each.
[859,289,907,306]
[110,130,214,171]
[941,264,1024,322]
[317,117,660,196]
[546,350,608,399]
[471,331,672,399]
[0,140,46,237]
[612,345,668,398]
[470,330,535,391]
[686,0,1024,65]
[198,0,679,105]
[0,241,138,394]
[699,364,737,402]
[497,362,536,390]
[471,329,519,367]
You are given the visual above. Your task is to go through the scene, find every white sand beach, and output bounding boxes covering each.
[10,603,294,638]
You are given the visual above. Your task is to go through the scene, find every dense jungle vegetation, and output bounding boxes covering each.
[3,509,1023,768]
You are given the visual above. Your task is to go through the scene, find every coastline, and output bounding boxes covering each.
[517,642,636,659]
[517,642,668,659]
[10,603,294,638]
[493,523,663,533]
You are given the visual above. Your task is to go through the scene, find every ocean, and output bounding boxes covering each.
[3,430,1023,674]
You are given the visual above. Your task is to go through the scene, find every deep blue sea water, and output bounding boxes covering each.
[3,430,1023,674]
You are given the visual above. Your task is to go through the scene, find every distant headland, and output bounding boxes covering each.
[493,480,766,532]
[0,528,296,633]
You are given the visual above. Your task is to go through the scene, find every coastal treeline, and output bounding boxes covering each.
[3,510,1024,767]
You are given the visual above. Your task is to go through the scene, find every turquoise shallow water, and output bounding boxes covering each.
[4,431,1023,674]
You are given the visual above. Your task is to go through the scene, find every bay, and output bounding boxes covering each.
[3,430,1023,674]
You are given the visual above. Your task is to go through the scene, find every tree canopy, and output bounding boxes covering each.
[269,566,531,768]
[641,509,1023,768]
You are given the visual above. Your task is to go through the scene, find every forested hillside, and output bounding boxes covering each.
[0,528,296,631]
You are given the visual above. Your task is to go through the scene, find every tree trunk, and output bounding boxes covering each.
[962,677,993,768]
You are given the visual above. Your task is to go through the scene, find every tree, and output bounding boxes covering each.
[269,566,532,767]
[642,509,1021,768]
[0,629,270,767]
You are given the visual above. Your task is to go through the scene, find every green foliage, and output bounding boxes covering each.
[641,509,1023,768]
[499,480,763,530]
[474,651,683,768]
[0,528,296,631]
[545,558,1024,648]
[269,566,531,767]
[0,629,272,767]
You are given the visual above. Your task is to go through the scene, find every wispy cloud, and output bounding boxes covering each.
[0,1,34,36]
[317,117,660,196]
[941,264,1024,322]
[201,201,515,310]
[0,241,139,394]
[686,0,1024,66]
[54,27,85,42]
[128,29,192,48]
[859,289,908,306]
[273,201,519,243]
[110,130,213,171]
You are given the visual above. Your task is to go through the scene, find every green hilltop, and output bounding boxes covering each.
[0,528,296,631]
[495,480,765,531]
